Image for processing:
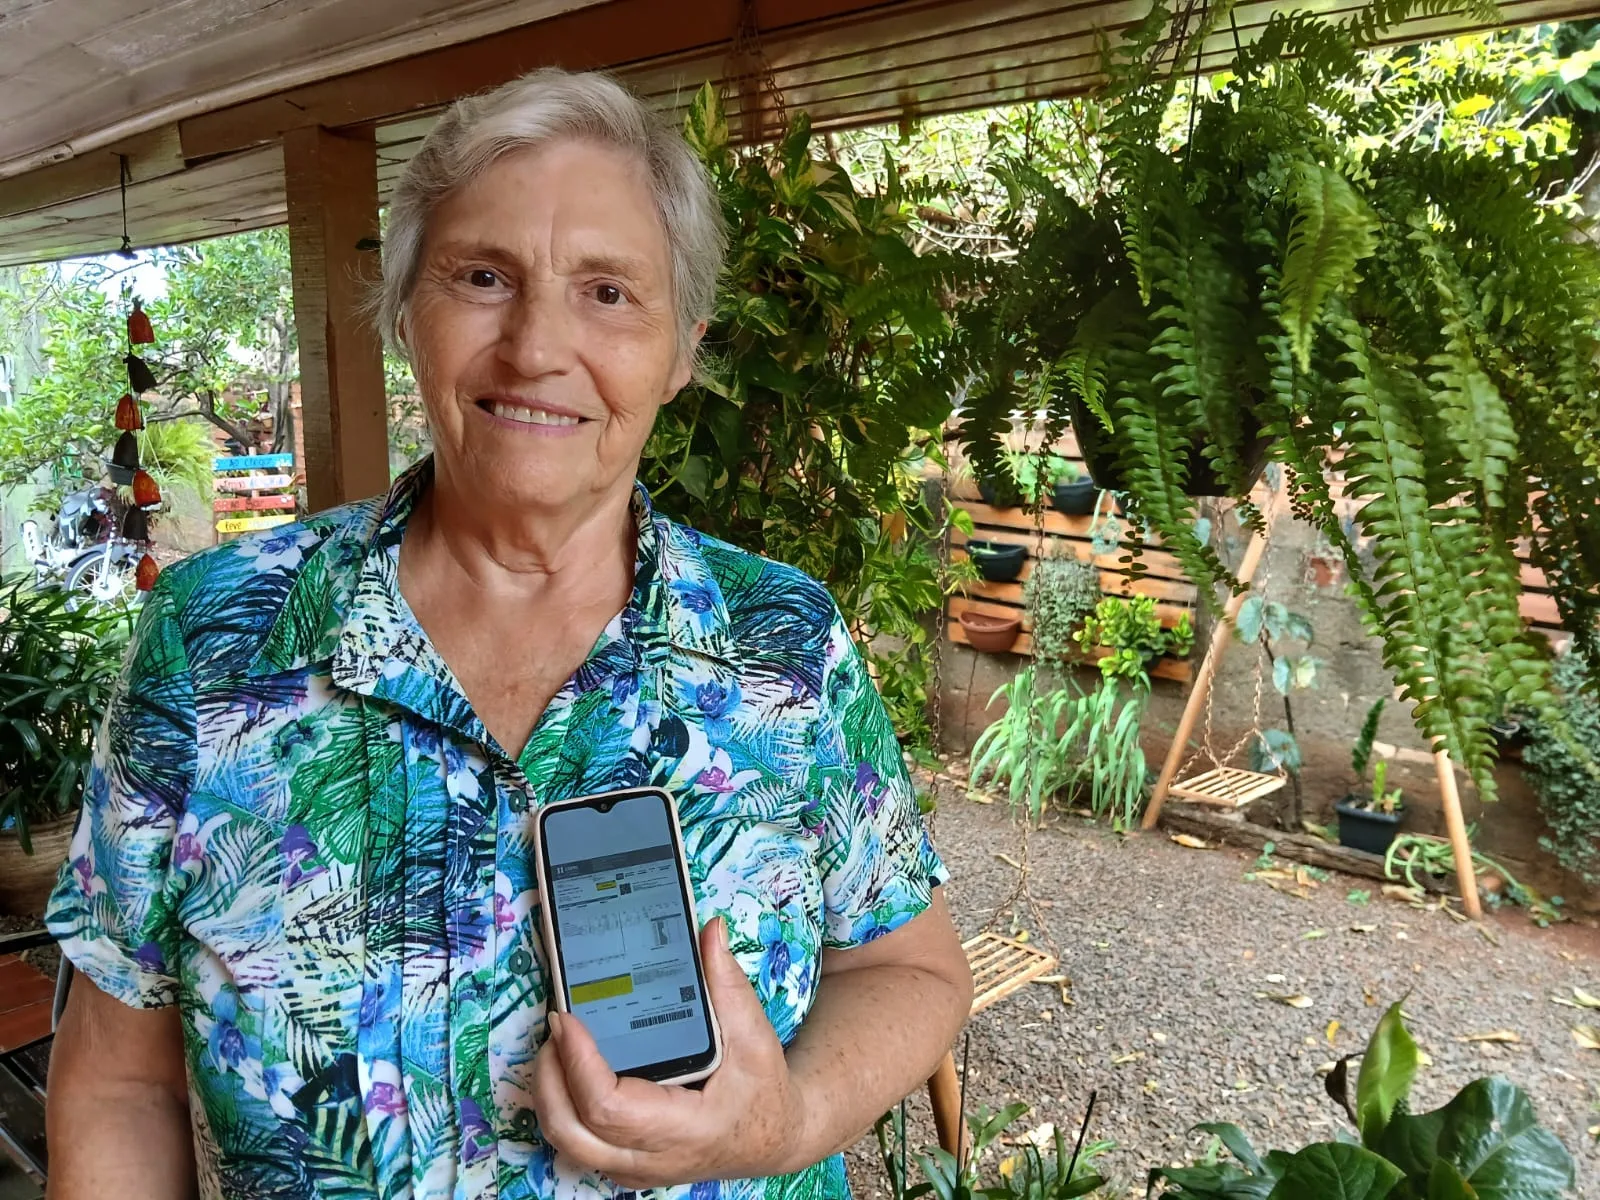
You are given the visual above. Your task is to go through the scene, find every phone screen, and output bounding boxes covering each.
[538,790,717,1080]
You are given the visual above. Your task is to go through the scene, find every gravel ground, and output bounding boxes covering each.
[844,784,1600,1199]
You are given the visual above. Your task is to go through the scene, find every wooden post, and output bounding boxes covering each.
[284,125,389,513]
[927,1051,966,1159]
[1141,528,1271,830]
[1433,748,1483,919]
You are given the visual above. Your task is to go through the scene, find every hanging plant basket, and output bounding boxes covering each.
[958,610,1022,654]
[0,814,75,917]
[966,539,1027,582]
[1068,396,1272,497]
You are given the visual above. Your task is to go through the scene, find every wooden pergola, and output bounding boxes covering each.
[3,0,1595,513]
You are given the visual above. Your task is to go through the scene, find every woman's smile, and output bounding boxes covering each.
[476,396,590,433]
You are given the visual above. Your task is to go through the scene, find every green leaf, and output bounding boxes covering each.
[677,455,712,502]
[1356,1001,1420,1147]
[1279,163,1377,372]
[1425,1159,1478,1200]
[1193,1122,1266,1174]
[1377,1077,1576,1199]
[1263,1143,1403,1200]
[951,508,976,536]
[1236,595,1266,644]
[683,82,728,161]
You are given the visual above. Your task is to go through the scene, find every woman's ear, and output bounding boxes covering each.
[666,320,709,399]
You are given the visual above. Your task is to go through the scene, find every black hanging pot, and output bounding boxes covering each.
[1068,395,1273,497]
[1051,478,1100,516]
[977,474,1021,509]
[120,505,150,543]
[966,539,1027,582]
[125,353,158,394]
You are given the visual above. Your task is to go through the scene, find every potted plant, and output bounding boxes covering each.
[1336,698,1405,855]
[957,610,1022,654]
[956,0,1600,803]
[1074,595,1193,684]
[1024,554,1101,668]
[965,539,1027,582]
[0,575,133,915]
[1050,462,1102,517]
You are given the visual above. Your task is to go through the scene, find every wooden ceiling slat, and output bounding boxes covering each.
[6,0,1600,267]
[179,0,917,160]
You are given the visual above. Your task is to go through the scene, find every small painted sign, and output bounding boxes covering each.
[214,473,293,493]
[216,514,295,534]
[214,453,293,471]
[214,495,297,513]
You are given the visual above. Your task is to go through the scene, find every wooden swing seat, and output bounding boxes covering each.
[1169,765,1285,808]
[926,932,1058,1155]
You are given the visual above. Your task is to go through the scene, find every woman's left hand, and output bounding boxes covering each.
[530,918,808,1188]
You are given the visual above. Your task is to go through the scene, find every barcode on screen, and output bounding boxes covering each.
[629,1009,693,1030]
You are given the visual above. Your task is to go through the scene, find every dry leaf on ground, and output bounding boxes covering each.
[1258,991,1314,1009]
[1573,1025,1600,1052]
[1457,1030,1521,1044]
[1112,1051,1146,1065]
[1350,923,1379,933]
[1170,833,1211,849]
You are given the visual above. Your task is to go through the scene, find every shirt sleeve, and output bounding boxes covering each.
[44,576,197,1008]
[811,606,949,950]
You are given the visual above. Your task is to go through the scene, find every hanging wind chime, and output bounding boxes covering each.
[110,154,162,592]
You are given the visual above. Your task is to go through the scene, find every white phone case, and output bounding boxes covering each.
[533,786,724,1086]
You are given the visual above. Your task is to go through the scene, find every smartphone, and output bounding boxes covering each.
[534,787,723,1085]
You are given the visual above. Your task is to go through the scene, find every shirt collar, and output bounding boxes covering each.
[249,457,736,681]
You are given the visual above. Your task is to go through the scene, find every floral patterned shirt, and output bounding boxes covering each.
[46,459,946,1200]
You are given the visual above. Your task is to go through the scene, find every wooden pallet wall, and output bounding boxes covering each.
[943,470,1197,683]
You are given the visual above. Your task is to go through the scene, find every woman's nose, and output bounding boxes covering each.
[498,281,578,377]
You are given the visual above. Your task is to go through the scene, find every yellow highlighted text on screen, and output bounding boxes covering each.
[571,974,634,1004]
[595,880,617,891]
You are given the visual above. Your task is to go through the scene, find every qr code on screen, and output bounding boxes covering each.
[679,985,696,1003]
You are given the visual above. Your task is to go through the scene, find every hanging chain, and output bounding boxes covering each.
[1183,493,1280,774]
[725,0,788,142]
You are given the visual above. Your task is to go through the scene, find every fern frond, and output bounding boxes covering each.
[1279,162,1376,372]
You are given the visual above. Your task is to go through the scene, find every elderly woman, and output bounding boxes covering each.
[44,69,971,1200]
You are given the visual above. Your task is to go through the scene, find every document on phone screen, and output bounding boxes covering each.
[546,796,708,1072]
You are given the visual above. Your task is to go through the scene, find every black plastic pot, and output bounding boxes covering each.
[1068,395,1273,497]
[966,540,1027,582]
[1489,717,1528,750]
[978,476,1022,509]
[1335,799,1403,856]
[1051,478,1100,516]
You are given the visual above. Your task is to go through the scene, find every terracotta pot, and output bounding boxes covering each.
[0,814,75,918]
[958,610,1022,654]
[1308,553,1344,589]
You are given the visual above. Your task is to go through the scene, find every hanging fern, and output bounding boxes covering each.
[956,0,1600,797]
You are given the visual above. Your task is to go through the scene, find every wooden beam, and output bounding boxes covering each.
[284,125,388,513]
[179,0,906,160]
[0,127,183,222]
[1433,748,1483,919]
[1156,805,1451,891]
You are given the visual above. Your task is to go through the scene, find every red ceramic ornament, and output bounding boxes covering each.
[115,392,143,431]
[131,468,161,509]
[127,300,155,345]
[135,554,160,591]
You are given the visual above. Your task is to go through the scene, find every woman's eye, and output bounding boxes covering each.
[466,269,500,288]
[594,284,624,306]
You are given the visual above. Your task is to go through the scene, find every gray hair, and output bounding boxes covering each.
[378,68,725,364]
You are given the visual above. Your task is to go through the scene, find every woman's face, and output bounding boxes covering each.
[404,138,694,517]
